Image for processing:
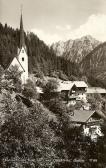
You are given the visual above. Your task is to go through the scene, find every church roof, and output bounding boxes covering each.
[20,13,25,49]
[4,55,25,72]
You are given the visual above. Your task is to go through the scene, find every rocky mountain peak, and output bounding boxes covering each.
[51,35,101,63]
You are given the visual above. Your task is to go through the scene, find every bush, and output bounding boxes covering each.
[43,79,59,100]
[22,79,37,99]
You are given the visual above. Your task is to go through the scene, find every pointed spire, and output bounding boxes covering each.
[20,7,25,48]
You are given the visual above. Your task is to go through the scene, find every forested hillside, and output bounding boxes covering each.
[0,23,80,79]
[81,42,106,88]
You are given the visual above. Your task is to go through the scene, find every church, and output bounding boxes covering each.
[8,13,28,84]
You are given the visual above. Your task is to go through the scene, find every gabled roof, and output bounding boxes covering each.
[57,82,74,92]
[57,81,88,92]
[71,110,95,123]
[74,81,88,88]
[7,56,25,72]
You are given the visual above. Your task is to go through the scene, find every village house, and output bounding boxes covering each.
[71,81,88,102]
[57,81,88,104]
[71,110,104,141]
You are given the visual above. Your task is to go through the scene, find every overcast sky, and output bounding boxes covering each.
[1,0,106,44]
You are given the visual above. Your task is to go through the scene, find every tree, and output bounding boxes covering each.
[22,79,37,100]
[87,93,103,111]
[4,65,22,92]
[0,65,4,91]
[43,79,59,100]
[74,100,84,110]
[59,71,69,81]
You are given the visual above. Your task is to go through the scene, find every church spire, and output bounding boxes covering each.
[20,8,25,48]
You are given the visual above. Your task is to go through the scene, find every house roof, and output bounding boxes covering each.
[71,110,95,123]
[87,87,106,94]
[57,81,88,92]
[57,82,74,92]
[74,81,88,88]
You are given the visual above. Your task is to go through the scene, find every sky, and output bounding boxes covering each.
[1,0,106,44]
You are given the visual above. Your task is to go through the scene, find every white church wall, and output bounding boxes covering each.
[18,47,28,84]
[9,47,28,84]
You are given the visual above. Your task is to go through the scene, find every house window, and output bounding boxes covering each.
[22,57,24,61]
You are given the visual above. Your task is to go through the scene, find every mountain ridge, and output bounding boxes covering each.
[80,41,106,88]
[51,35,101,63]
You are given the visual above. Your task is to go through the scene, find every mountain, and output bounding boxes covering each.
[52,35,100,63]
[0,23,80,79]
[51,40,73,57]
[80,42,106,88]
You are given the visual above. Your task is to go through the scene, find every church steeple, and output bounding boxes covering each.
[9,8,28,84]
[20,12,25,48]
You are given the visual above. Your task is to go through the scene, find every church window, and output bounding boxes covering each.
[22,49,24,53]
[22,57,24,61]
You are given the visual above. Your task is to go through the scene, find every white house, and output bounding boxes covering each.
[57,81,88,103]
[71,110,104,141]
[8,13,28,84]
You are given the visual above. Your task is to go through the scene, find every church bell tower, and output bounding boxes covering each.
[18,11,28,84]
